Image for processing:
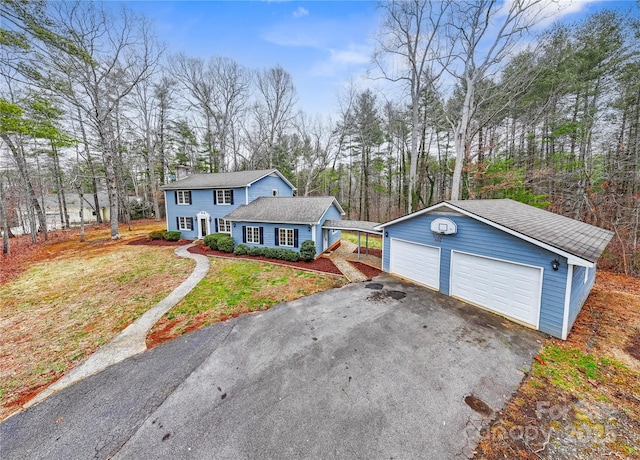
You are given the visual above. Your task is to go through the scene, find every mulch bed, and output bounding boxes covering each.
[353,246,383,258]
[187,244,343,275]
[350,261,382,280]
[127,237,189,246]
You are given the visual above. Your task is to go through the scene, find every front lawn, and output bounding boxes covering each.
[341,231,383,250]
[146,258,347,347]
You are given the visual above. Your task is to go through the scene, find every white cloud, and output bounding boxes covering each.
[293,6,309,18]
[311,43,372,77]
[499,0,606,30]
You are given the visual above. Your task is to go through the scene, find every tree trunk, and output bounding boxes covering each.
[1,133,47,234]
[0,178,10,255]
[451,76,475,201]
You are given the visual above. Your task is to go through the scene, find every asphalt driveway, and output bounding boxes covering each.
[1,274,542,459]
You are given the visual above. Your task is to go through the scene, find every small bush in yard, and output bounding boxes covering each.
[217,235,235,253]
[248,246,264,257]
[163,231,181,241]
[234,244,249,255]
[283,250,300,262]
[203,233,223,250]
[262,248,276,259]
[148,231,165,240]
[261,247,299,262]
[300,240,316,261]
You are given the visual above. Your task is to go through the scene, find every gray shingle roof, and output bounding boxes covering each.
[224,197,344,224]
[445,199,613,263]
[323,220,382,234]
[160,169,295,190]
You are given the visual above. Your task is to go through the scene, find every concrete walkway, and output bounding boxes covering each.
[328,240,375,282]
[24,244,210,409]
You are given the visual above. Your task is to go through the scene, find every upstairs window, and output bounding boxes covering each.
[176,190,191,205]
[272,189,278,196]
[214,189,233,205]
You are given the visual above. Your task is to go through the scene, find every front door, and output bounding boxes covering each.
[196,211,210,239]
[323,229,329,251]
[200,218,207,238]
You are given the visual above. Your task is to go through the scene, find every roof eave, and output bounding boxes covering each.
[374,201,605,267]
[224,218,318,225]
[444,202,603,267]
[246,169,297,191]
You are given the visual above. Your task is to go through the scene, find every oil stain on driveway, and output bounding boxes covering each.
[1,274,541,459]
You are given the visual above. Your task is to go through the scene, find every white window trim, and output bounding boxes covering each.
[216,189,233,205]
[247,226,261,244]
[176,190,190,205]
[178,216,192,231]
[279,228,295,247]
[218,218,231,234]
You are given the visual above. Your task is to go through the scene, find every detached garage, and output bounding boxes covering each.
[376,199,613,340]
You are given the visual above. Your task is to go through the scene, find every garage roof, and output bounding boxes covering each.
[160,169,295,191]
[224,196,345,224]
[375,199,613,265]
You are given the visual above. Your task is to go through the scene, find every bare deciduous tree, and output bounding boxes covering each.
[373,0,451,212]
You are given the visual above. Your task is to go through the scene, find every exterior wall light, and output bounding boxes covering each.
[551,259,560,271]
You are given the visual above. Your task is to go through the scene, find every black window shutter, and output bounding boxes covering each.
[242,226,246,243]
[175,191,178,204]
[213,190,217,205]
[274,227,279,246]
[214,218,219,233]
[229,190,234,205]
[259,227,264,245]
[294,229,299,248]
[176,216,179,229]
[188,191,192,204]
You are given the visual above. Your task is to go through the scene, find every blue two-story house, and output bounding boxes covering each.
[161,169,344,254]
[161,169,295,240]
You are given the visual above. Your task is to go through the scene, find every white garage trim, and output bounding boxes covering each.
[390,238,440,290]
[561,264,574,340]
[450,251,542,329]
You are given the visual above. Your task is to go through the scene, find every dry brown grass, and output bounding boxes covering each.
[0,222,194,420]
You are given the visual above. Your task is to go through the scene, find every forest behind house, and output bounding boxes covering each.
[1,1,638,276]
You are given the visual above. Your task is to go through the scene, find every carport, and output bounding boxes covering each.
[323,219,382,259]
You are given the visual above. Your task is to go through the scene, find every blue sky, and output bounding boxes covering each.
[122,1,639,118]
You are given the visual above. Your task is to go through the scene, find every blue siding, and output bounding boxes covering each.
[247,174,294,202]
[165,188,246,240]
[568,264,596,334]
[231,222,311,252]
[318,204,343,254]
[381,213,569,338]
[328,228,341,249]
[164,174,294,240]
